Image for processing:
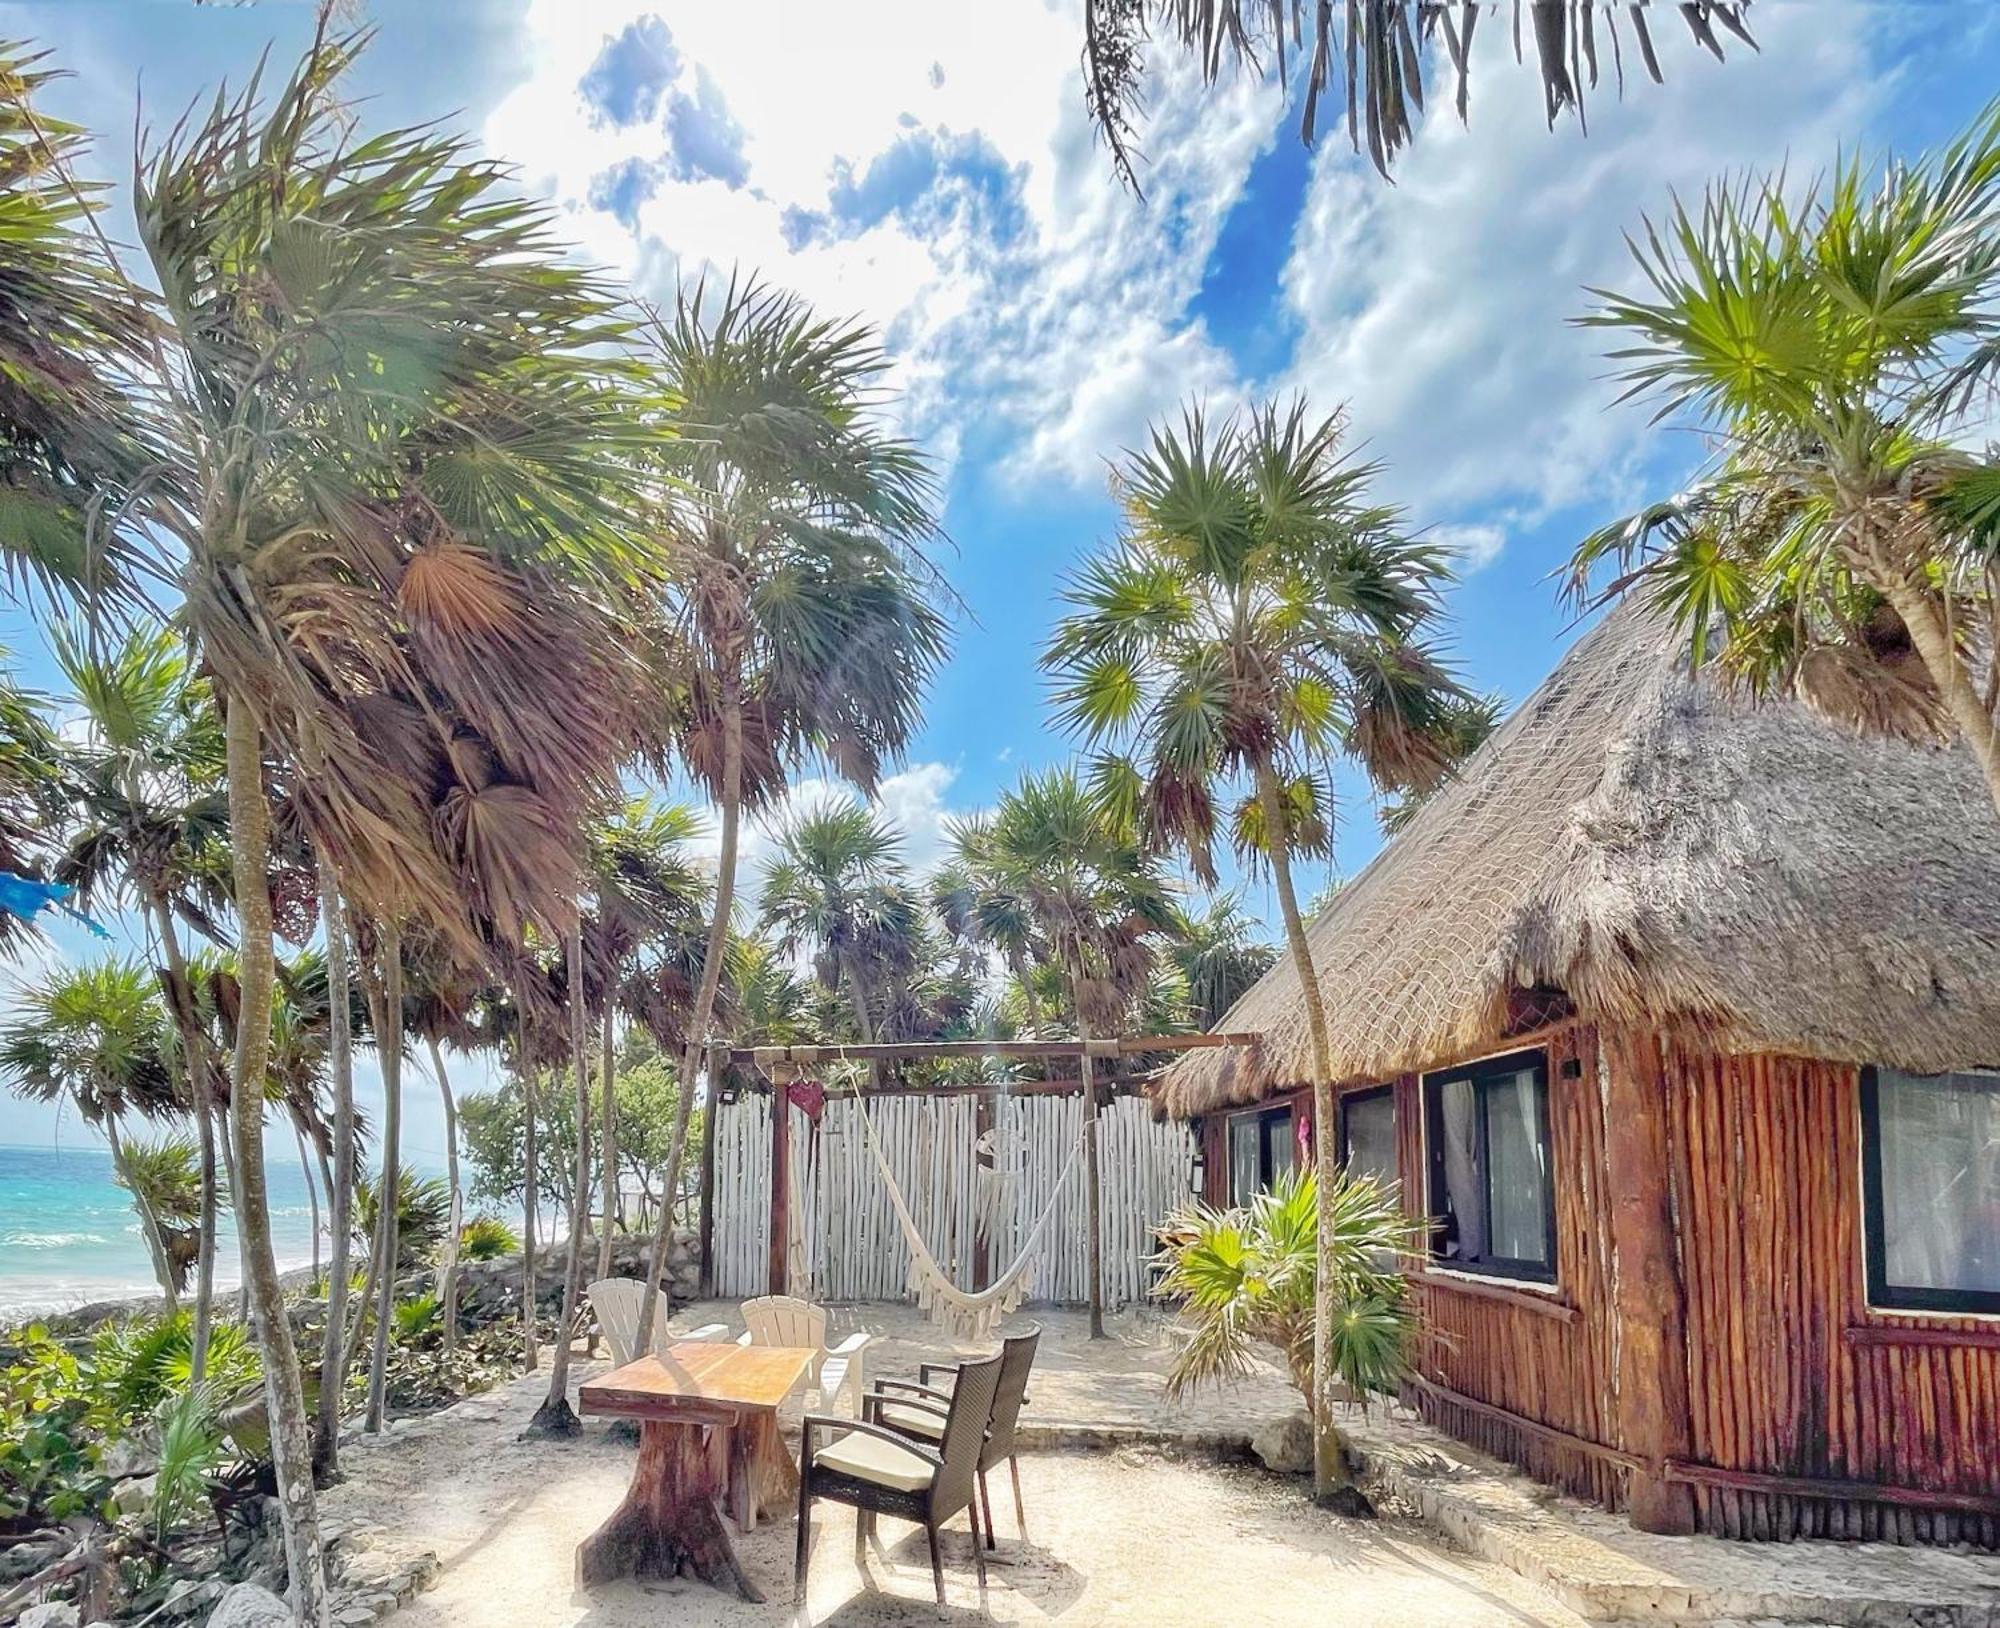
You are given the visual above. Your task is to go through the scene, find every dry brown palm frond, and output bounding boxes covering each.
[434,780,583,948]
[1793,639,1949,746]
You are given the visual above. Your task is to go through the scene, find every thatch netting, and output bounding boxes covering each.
[1158,599,2000,1117]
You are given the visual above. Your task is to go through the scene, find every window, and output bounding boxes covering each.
[1226,1104,1296,1203]
[1424,1050,1556,1282]
[1340,1087,1400,1195]
[1861,1067,2000,1315]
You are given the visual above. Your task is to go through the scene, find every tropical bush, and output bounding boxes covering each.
[355,1175,454,1269]
[391,1293,442,1348]
[0,1326,110,1528]
[1153,1167,1417,1412]
[457,1216,520,1262]
[85,1310,262,1430]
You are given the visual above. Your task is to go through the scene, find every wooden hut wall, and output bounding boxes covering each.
[1665,1043,2000,1545]
[1400,1026,1630,1510]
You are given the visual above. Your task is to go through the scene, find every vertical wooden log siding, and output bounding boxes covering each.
[1666,1045,2000,1546]
[1404,1028,1628,1510]
[768,1084,790,1296]
[1601,1030,1697,1534]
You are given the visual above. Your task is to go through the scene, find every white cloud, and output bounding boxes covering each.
[1429,521,1508,573]
[1279,3,1886,529]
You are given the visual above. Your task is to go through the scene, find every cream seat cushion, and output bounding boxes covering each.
[877,1402,946,1442]
[816,1430,933,1493]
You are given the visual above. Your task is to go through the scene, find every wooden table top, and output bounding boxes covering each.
[580,1342,816,1419]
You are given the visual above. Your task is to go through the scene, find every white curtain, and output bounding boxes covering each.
[1879,1069,2000,1294]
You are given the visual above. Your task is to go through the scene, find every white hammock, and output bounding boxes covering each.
[850,1087,1088,1342]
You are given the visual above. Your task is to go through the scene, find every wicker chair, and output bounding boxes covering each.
[794,1349,1003,1610]
[869,1323,1040,1549]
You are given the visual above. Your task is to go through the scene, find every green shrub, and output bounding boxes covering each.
[355,1174,454,1268]
[0,1325,110,1525]
[84,1309,261,1429]
[457,1215,519,1261]
[391,1293,441,1347]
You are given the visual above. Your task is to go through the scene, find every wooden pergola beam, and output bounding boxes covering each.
[719,1031,1259,1067]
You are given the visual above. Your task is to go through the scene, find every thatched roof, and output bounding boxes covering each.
[1158,599,2000,1118]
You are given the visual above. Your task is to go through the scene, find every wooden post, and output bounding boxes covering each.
[697,1050,722,1298]
[768,1083,790,1297]
[1601,1029,1697,1535]
[973,1088,994,1292]
[1081,1039,1105,1340]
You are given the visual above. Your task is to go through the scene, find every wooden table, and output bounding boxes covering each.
[577,1342,815,1602]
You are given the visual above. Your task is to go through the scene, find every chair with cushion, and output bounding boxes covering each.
[794,1349,1002,1610]
[870,1323,1040,1549]
[737,1293,870,1416]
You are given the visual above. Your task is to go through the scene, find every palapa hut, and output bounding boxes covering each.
[1157,599,2000,1546]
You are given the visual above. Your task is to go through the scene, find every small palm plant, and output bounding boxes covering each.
[457,1216,519,1262]
[1154,1167,1417,1416]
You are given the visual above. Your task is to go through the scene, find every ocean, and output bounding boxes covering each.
[0,1141,332,1322]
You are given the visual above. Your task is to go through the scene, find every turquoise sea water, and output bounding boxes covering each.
[0,1141,330,1320]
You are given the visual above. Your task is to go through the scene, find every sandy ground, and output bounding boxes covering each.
[325,1348,1589,1628]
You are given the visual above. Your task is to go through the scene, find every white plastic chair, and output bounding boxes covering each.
[587,1277,727,1364]
[737,1294,870,1416]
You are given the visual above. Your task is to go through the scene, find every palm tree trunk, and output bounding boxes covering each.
[1880,576,2000,817]
[520,1039,539,1373]
[294,1119,323,1289]
[105,1117,178,1309]
[364,921,403,1434]
[597,1003,617,1280]
[426,1034,464,1357]
[147,894,215,1380]
[1076,1012,1106,1341]
[317,870,359,1484]
[1254,754,1353,1506]
[529,923,593,1436]
[637,686,742,1342]
[222,691,330,1628]
[1009,951,1045,1033]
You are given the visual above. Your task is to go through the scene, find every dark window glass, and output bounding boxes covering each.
[1862,1067,2000,1315]
[1225,1105,1296,1203]
[1341,1088,1398,1195]
[1424,1051,1555,1283]
[1262,1109,1295,1187]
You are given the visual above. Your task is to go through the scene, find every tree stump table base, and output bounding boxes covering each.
[576,1419,763,1601]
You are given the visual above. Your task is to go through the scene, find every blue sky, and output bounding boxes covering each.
[2,0,1998,1152]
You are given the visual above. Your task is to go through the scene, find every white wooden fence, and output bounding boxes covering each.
[710,1089,1196,1308]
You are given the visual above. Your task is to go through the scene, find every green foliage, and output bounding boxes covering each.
[391,1293,442,1348]
[0,1325,110,1524]
[148,1381,227,1541]
[1567,101,2000,751]
[1154,1167,1417,1412]
[355,1174,453,1269]
[85,1309,261,1430]
[457,1215,520,1262]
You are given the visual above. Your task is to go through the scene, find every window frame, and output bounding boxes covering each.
[1338,1084,1399,1191]
[1224,1102,1296,1204]
[1422,1047,1558,1285]
[1859,1064,2000,1317]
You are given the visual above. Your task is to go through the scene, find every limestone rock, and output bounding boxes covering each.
[1252,1410,1315,1476]
[16,1601,80,1628]
[206,1583,293,1628]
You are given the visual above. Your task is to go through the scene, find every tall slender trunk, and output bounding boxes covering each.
[520,1039,539,1373]
[294,1120,322,1289]
[841,953,882,1090]
[316,866,356,1483]
[105,1117,178,1309]
[1076,1010,1105,1341]
[223,693,329,1628]
[364,922,403,1434]
[1009,951,1045,1033]
[1254,755,1352,1505]
[1880,575,2000,817]
[637,685,742,1342]
[147,894,214,1380]
[597,1003,617,1280]
[529,923,593,1436]
[426,1034,463,1356]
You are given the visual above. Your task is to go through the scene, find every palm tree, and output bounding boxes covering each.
[113,1135,205,1296]
[1082,1,1757,190]
[975,766,1181,1337]
[51,623,232,1378]
[931,829,1052,1033]
[581,798,711,1278]
[631,276,948,1340]
[99,26,671,1610]
[1167,894,1277,1031]
[1044,396,1464,1495]
[758,802,918,1053]
[0,960,186,1304]
[0,653,69,945]
[400,940,483,1354]
[1564,103,2000,817]
[0,46,154,606]
[1155,1166,1417,1450]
